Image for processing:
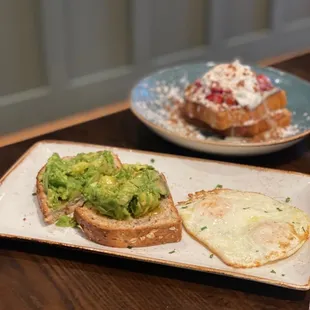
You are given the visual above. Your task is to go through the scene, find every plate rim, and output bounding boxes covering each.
[0,139,309,291]
[130,62,310,148]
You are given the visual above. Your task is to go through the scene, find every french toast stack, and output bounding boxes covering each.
[183,60,291,141]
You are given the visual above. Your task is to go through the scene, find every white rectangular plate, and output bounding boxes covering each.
[0,140,309,290]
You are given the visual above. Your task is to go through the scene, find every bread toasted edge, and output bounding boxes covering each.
[36,153,122,225]
[213,108,291,137]
[74,175,182,248]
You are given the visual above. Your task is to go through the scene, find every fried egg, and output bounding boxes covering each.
[178,189,310,268]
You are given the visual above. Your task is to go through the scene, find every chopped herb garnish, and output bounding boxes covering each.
[200,226,208,231]
[256,250,259,253]
[127,246,133,249]
[302,227,306,233]
[243,207,250,210]
[264,211,268,213]
[285,197,291,203]
[215,184,223,189]
[270,270,276,274]
[181,206,188,209]
[209,254,214,258]
[276,208,283,212]
[189,177,192,180]
[169,250,176,254]
[32,192,37,196]
[282,274,285,277]
[150,158,155,163]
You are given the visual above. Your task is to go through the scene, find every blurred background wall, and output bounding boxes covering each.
[1,0,310,134]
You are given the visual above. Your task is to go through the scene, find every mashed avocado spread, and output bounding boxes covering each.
[42,152,168,220]
[41,151,117,209]
[83,164,168,220]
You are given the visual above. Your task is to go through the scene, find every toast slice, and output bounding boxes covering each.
[183,89,287,131]
[210,108,291,138]
[74,176,182,248]
[36,153,122,224]
[251,125,298,142]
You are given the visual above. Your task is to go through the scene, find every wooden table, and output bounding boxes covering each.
[0,55,309,310]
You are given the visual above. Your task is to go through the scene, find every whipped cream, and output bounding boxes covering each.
[186,60,278,110]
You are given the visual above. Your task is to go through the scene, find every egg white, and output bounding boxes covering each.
[178,189,310,268]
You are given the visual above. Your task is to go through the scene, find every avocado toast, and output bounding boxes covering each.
[37,152,182,248]
[36,151,122,224]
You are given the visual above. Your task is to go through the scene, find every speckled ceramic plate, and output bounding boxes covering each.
[130,62,310,156]
[0,140,309,290]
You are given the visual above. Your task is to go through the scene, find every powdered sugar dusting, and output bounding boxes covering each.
[279,125,301,138]
[167,86,185,104]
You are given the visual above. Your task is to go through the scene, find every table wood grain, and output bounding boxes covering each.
[0,55,309,310]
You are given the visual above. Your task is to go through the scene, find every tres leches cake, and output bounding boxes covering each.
[183,60,291,140]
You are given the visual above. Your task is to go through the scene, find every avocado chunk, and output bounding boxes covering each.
[56,215,78,228]
[42,151,117,209]
[83,164,169,220]
[83,175,134,220]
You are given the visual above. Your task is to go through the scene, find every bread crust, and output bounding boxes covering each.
[36,153,122,224]
[183,89,287,131]
[75,202,182,248]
